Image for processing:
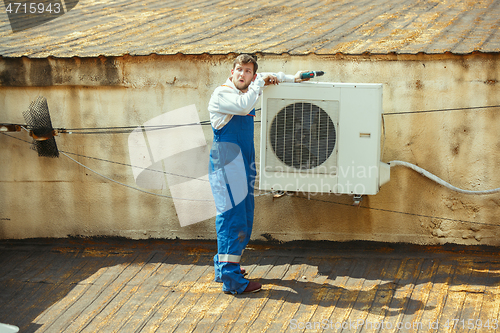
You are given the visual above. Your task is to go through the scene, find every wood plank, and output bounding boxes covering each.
[10,249,83,331]
[344,258,389,332]
[191,251,258,333]
[259,255,315,333]
[154,256,215,332]
[438,259,474,333]
[280,257,341,331]
[35,252,137,333]
[455,261,489,333]
[89,251,168,332]
[113,251,188,332]
[299,257,359,333]
[0,279,26,328]
[397,258,440,333]
[0,250,65,328]
[0,249,35,280]
[31,250,120,329]
[196,254,296,333]
[170,278,222,332]
[217,254,282,333]
[289,254,366,330]
[473,261,500,333]
[294,257,355,333]
[324,258,373,330]
[265,256,327,333]
[357,258,405,333]
[133,256,213,332]
[382,258,424,331]
[1,240,500,333]
[416,258,456,332]
[79,251,162,332]
[248,256,325,332]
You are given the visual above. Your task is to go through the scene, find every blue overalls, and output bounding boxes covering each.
[209,110,256,294]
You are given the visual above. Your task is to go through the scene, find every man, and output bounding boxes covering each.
[208,54,308,294]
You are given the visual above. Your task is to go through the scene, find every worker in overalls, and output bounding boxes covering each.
[208,54,308,294]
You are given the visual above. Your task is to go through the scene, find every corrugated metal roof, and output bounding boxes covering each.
[0,0,499,58]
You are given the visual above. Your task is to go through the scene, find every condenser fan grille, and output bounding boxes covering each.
[267,100,338,171]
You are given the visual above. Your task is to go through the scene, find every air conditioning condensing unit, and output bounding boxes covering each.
[259,82,390,197]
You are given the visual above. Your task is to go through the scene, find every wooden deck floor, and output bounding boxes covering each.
[1,239,500,332]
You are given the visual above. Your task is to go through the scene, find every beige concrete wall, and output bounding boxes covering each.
[0,53,499,245]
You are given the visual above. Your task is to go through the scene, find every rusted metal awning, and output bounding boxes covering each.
[0,0,499,58]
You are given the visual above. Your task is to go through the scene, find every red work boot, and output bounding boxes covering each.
[242,281,262,293]
[223,281,262,294]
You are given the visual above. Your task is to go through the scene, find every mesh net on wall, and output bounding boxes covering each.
[22,96,59,158]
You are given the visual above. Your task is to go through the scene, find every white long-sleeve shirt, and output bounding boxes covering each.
[208,72,295,129]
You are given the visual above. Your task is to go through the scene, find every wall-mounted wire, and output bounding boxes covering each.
[59,151,214,201]
[382,105,500,116]
[2,103,500,228]
[390,160,500,195]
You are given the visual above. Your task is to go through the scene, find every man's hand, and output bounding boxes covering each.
[294,71,311,83]
[263,74,279,86]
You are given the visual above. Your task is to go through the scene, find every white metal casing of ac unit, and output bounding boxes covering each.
[259,82,390,195]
